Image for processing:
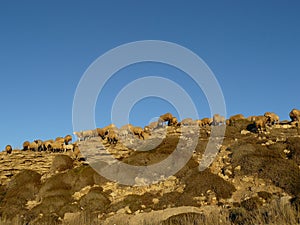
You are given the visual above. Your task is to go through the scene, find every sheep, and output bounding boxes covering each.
[29,142,39,151]
[34,139,44,151]
[179,118,197,127]
[247,116,257,122]
[168,117,178,126]
[97,124,116,140]
[5,145,12,154]
[144,125,150,134]
[55,137,65,144]
[130,126,145,140]
[50,141,64,152]
[64,135,72,145]
[73,129,97,141]
[22,141,30,151]
[227,114,245,126]
[73,144,81,160]
[289,109,300,122]
[96,128,106,139]
[212,114,225,126]
[196,119,203,127]
[107,130,118,144]
[201,118,212,127]
[264,112,279,125]
[254,116,267,132]
[158,112,174,127]
[43,139,54,151]
[63,144,74,152]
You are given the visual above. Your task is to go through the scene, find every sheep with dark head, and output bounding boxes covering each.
[97,124,116,140]
[22,141,30,151]
[63,144,74,152]
[107,130,119,144]
[42,139,54,151]
[34,139,44,151]
[264,112,279,126]
[5,145,12,154]
[50,141,64,152]
[29,142,39,151]
[64,135,72,145]
[254,115,267,132]
[290,109,300,122]
[130,126,145,140]
[200,118,212,127]
[168,117,178,126]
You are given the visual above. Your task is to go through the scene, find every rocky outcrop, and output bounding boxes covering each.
[0,121,300,224]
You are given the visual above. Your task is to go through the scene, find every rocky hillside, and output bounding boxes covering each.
[1,119,300,224]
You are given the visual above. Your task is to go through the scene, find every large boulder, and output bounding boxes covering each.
[0,170,41,220]
[50,154,74,172]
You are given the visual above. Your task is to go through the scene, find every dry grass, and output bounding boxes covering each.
[1,201,299,224]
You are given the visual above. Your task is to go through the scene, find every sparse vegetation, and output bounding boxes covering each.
[1,112,300,224]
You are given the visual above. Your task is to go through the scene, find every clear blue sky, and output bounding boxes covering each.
[1,1,300,150]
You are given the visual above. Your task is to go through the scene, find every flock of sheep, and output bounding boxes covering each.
[73,108,300,144]
[4,109,300,155]
[4,134,79,156]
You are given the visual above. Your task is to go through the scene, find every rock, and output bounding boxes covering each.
[72,185,92,200]
[79,187,110,212]
[152,198,159,204]
[241,130,250,135]
[125,205,132,214]
[63,212,81,223]
[234,165,241,171]
[241,176,253,183]
[51,155,74,172]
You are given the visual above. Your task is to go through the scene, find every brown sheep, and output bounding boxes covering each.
[247,116,257,122]
[55,137,65,143]
[34,139,44,151]
[254,116,267,132]
[264,112,279,125]
[73,143,81,160]
[144,125,150,134]
[179,118,197,127]
[196,119,203,127]
[212,114,225,126]
[29,142,39,151]
[130,126,145,140]
[97,124,116,140]
[50,141,64,152]
[289,109,300,122]
[158,112,173,126]
[64,135,72,145]
[43,139,54,151]
[96,128,106,139]
[201,118,212,127]
[228,114,245,126]
[22,141,30,151]
[73,129,97,141]
[107,130,118,144]
[5,145,12,154]
[169,117,178,126]
[63,144,74,152]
